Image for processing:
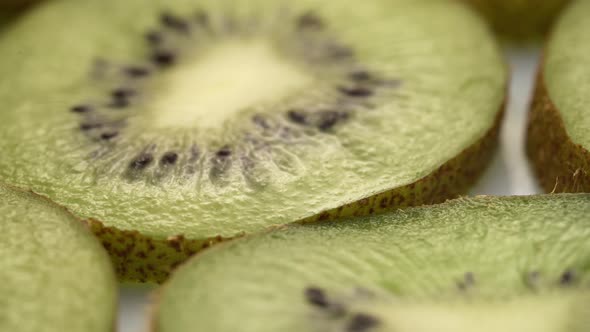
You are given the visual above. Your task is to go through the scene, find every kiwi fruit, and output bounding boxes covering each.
[527,0,590,193]
[463,0,572,40]
[153,194,590,332]
[0,0,506,282]
[0,183,117,332]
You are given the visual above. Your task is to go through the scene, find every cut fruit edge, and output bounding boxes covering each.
[527,67,590,193]
[84,103,505,283]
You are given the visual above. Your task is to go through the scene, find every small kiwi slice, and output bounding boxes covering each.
[462,0,572,40]
[527,0,590,193]
[153,194,590,332]
[0,183,117,332]
[0,0,506,282]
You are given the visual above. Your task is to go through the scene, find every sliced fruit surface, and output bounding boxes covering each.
[0,0,505,281]
[0,183,117,332]
[155,194,590,332]
[463,0,571,40]
[527,0,590,193]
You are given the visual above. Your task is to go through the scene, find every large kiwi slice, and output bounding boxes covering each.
[463,0,571,40]
[154,194,590,332]
[0,183,117,332]
[527,0,590,193]
[0,0,506,282]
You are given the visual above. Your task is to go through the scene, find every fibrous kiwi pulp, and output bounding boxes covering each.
[0,0,506,281]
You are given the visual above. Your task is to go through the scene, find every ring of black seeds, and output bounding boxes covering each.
[68,9,397,184]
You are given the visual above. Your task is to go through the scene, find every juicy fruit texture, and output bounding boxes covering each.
[0,183,117,332]
[463,0,571,40]
[155,195,590,332]
[527,0,590,193]
[0,0,506,281]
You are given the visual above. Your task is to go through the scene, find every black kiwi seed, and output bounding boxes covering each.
[108,98,130,109]
[161,12,190,33]
[124,66,151,78]
[160,152,179,166]
[297,12,324,30]
[349,71,372,82]
[129,153,154,171]
[71,105,92,113]
[152,51,176,67]
[80,123,103,131]
[346,313,381,332]
[216,146,232,158]
[287,110,307,125]
[304,287,330,308]
[112,88,136,99]
[100,131,119,140]
[559,270,576,286]
[338,86,373,98]
[145,31,164,45]
[210,149,232,179]
[317,111,348,132]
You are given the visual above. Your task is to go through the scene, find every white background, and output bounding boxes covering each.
[117,48,544,332]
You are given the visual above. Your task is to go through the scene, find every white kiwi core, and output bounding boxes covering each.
[151,40,313,129]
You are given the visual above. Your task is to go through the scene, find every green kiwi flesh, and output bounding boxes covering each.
[463,0,571,40]
[154,194,590,332]
[0,183,117,332]
[527,0,590,193]
[0,0,506,282]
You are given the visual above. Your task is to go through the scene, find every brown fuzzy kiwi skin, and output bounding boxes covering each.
[462,0,572,41]
[86,101,505,284]
[527,70,590,193]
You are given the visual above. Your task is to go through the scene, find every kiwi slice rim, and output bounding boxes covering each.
[151,193,590,332]
[0,0,506,283]
[527,0,590,193]
[526,73,590,193]
[0,182,118,332]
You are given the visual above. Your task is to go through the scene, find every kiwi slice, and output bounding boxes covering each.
[0,183,117,332]
[462,0,571,40]
[0,0,506,282]
[527,0,590,193]
[153,194,590,332]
